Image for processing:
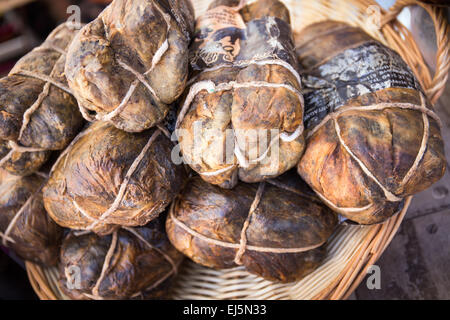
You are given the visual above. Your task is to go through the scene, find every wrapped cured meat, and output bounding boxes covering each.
[166,171,338,282]
[65,0,195,132]
[59,216,183,300]
[43,121,188,235]
[176,0,305,189]
[0,23,84,176]
[0,169,62,266]
[295,21,446,224]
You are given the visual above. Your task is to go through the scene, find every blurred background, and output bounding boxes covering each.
[0,0,448,300]
[0,0,111,77]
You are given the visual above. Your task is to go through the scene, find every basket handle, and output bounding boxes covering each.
[380,0,449,104]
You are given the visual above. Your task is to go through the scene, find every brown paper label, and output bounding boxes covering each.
[191,6,246,67]
[303,42,422,130]
[190,8,297,70]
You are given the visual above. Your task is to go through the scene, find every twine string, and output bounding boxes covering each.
[0,150,14,168]
[15,70,72,95]
[333,117,402,202]
[156,124,171,139]
[198,164,236,177]
[178,57,303,130]
[122,227,178,275]
[234,182,265,265]
[265,178,323,205]
[89,230,119,299]
[128,269,173,299]
[176,64,304,176]
[177,80,303,132]
[400,94,430,187]
[306,99,440,140]
[0,232,15,244]
[176,54,305,178]
[187,58,302,88]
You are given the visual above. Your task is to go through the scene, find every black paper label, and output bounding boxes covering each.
[302,42,422,130]
[190,7,297,70]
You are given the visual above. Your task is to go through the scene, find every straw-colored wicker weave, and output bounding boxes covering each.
[25,0,450,300]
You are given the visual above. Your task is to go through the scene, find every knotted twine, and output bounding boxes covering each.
[169,181,326,266]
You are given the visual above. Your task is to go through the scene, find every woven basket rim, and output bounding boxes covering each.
[25,0,450,300]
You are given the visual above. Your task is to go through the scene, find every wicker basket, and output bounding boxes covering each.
[26,0,450,300]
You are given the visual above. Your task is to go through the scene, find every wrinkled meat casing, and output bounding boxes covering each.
[65,0,195,132]
[295,21,446,224]
[178,0,305,189]
[59,216,183,300]
[0,169,63,266]
[167,171,337,282]
[0,23,84,176]
[43,121,188,235]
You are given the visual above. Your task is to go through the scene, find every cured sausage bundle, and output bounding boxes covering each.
[0,169,62,266]
[65,0,195,132]
[176,0,305,189]
[295,21,446,224]
[59,216,183,300]
[166,171,337,282]
[0,23,84,176]
[43,121,188,235]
